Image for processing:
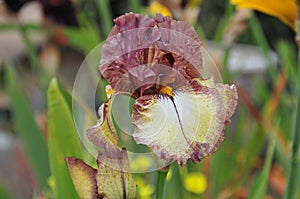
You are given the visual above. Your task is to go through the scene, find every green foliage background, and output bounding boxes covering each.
[1,0,299,198]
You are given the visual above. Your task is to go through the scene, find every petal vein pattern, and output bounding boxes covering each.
[132,79,231,165]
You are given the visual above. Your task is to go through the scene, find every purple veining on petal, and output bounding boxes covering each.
[99,13,203,95]
[132,78,231,166]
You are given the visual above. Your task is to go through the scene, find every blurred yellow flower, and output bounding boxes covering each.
[139,184,154,199]
[183,172,207,194]
[231,0,297,29]
[129,155,153,172]
[136,178,155,199]
[148,1,173,18]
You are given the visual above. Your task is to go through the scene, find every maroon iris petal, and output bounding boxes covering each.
[99,13,203,96]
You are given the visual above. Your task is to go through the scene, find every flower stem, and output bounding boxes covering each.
[156,167,169,199]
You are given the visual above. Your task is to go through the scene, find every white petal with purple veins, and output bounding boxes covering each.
[132,79,233,165]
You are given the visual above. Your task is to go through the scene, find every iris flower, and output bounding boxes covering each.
[87,13,238,166]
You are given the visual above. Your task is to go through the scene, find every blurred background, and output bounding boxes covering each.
[0,0,298,199]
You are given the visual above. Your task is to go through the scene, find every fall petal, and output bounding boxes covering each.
[65,157,98,199]
[217,84,238,125]
[132,80,228,165]
[96,149,137,199]
[196,78,238,125]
